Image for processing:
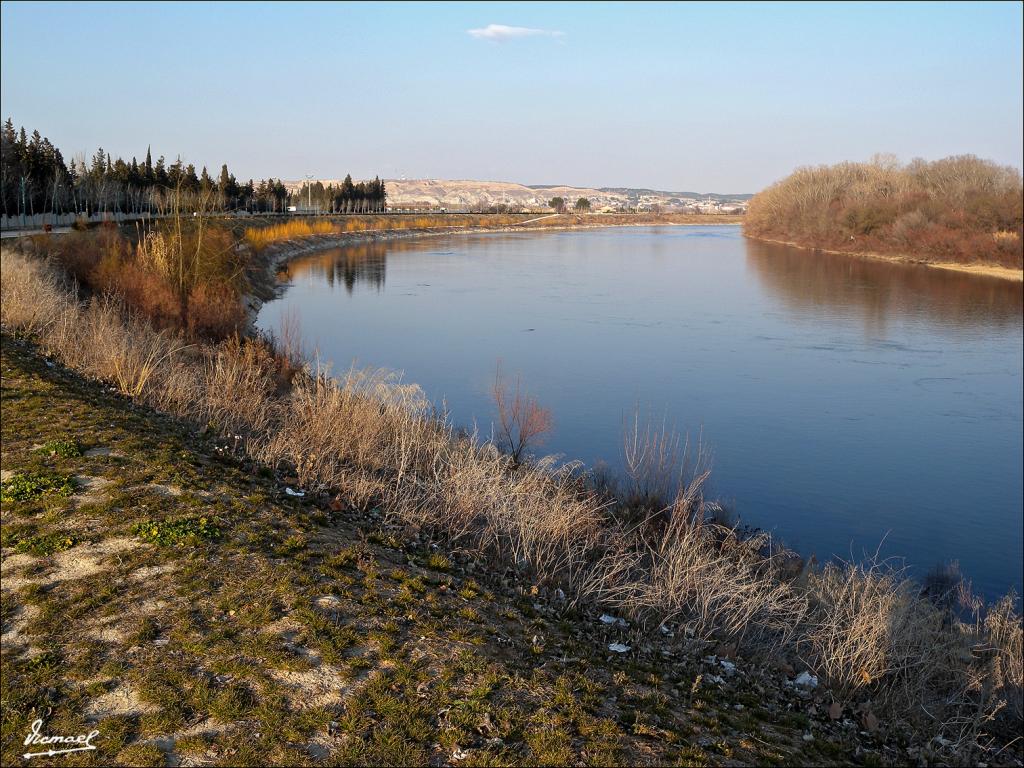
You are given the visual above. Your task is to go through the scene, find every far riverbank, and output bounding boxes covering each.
[744,235,1023,282]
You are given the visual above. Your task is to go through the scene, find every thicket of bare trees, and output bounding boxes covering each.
[745,154,1023,268]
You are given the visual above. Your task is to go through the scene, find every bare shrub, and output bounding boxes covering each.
[93,257,182,328]
[245,219,338,250]
[621,407,690,511]
[891,209,929,245]
[186,282,245,339]
[492,363,552,464]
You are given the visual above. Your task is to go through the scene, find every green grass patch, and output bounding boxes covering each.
[132,515,222,546]
[427,552,452,571]
[35,437,82,458]
[12,531,77,556]
[1,470,76,502]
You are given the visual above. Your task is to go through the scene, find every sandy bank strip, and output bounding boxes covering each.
[745,235,1023,282]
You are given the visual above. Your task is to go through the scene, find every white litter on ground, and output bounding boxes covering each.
[794,671,819,688]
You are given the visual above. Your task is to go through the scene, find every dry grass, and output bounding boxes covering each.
[984,594,1024,723]
[802,559,965,705]
[244,219,339,249]
[3,245,1022,751]
[242,212,622,251]
[0,248,72,335]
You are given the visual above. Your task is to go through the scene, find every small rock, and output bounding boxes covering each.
[862,711,879,733]
[608,642,630,653]
[794,671,818,688]
[716,642,737,659]
[802,732,814,742]
[828,701,842,720]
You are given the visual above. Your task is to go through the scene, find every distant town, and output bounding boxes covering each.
[282,178,751,215]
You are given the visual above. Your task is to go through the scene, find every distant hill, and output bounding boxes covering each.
[595,187,754,202]
[283,178,751,210]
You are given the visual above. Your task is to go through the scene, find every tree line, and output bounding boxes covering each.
[0,119,384,217]
[548,197,591,213]
[289,175,387,214]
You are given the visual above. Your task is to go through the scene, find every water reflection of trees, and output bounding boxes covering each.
[744,238,1023,333]
[281,242,390,294]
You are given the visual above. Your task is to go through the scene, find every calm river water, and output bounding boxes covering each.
[256,225,1024,599]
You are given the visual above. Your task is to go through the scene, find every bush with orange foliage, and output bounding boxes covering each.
[31,220,247,340]
[186,282,246,340]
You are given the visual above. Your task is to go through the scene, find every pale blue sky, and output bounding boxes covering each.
[2,1,1021,191]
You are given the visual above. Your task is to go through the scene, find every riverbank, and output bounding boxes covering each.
[9,328,1022,767]
[2,245,1022,767]
[745,236,1024,284]
[743,235,1024,282]
[2,334,929,767]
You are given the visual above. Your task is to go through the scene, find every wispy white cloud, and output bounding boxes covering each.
[467,24,564,42]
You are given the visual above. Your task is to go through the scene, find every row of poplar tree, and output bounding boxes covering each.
[0,119,386,217]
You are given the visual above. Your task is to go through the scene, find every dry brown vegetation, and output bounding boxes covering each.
[746,154,1024,269]
[2,245,1021,757]
[242,211,742,250]
[26,220,247,340]
[243,214,538,250]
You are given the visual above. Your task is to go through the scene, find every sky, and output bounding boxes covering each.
[1,1,1022,192]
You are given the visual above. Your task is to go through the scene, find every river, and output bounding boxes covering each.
[255,225,1024,599]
